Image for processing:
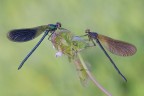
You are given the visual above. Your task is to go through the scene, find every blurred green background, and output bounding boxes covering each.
[0,0,143,96]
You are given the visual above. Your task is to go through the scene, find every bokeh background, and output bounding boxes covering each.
[0,0,143,96]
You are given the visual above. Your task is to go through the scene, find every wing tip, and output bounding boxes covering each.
[7,29,37,42]
[7,30,16,42]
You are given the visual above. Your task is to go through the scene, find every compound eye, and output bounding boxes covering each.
[56,22,61,28]
[85,29,90,33]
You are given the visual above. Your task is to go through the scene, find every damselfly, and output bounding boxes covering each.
[84,29,137,81]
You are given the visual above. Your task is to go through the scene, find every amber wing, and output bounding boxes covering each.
[97,34,137,56]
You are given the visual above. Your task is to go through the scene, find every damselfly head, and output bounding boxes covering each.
[85,29,98,38]
[85,29,90,33]
[48,22,61,31]
[56,22,61,28]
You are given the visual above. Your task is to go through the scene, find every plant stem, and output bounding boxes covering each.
[77,53,112,96]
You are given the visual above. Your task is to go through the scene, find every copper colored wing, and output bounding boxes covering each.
[97,34,137,56]
[7,25,48,42]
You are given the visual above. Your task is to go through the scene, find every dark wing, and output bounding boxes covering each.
[7,25,48,42]
[7,28,37,42]
[97,34,137,56]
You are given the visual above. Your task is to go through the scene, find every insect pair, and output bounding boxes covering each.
[7,22,137,82]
